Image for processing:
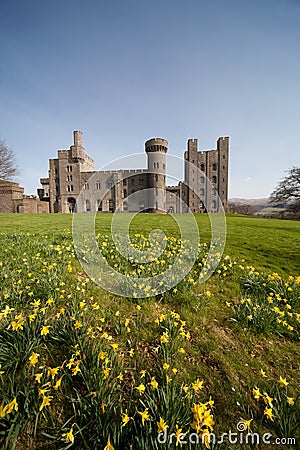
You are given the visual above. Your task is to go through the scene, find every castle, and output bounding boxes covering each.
[37,131,229,214]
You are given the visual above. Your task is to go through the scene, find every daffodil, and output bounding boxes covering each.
[151,377,158,389]
[264,407,274,421]
[136,384,145,394]
[278,376,289,387]
[47,366,59,379]
[239,418,252,431]
[39,395,53,411]
[138,408,150,425]
[192,378,204,392]
[29,352,39,366]
[64,427,74,443]
[41,325,50,336]
[157,417,168,433]
[252,387,262,400]
[122,413,130,427]
[104,437,115,450]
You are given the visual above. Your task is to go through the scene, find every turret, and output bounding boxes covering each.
[145,138,168,212]
[70,130,85,161]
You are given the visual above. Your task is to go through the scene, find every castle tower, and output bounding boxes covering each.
[145,138,168,213]
[70,130,85,161]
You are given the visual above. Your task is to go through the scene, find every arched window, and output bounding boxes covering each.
[200,188,204,196]
[96,181,101,189]
[85,199,91,212]
[200,164,205,172]
[97,199,102,211]
[212,176,217,184]
[200,176,204,183]
[212,188,217,196]
[212,163,217,171]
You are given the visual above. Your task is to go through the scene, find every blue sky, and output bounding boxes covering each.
[0,0,299,198]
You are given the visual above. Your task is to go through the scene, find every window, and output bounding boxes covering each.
[67,175,72,182]
[200,188,204,196]
[66,165,72,172]
[223,155,226,159]
[212,163,217,171]
[212,200,217,209]
[156,187,158,196]
[200,164,205,172]
[200,176,204,183]
[122,189,127,198]
[155,174,158,182]
[139,201,145,210]
[96,181,101,189]
[153,162,156,169]
[123,179,127,186]
[163,164,165,170]
[155,201,158,210]
[139,178,144,185]
[97,199,102,211]
[212,188,217,196]
[109,199,114,211]
[212,176,217,184]
[157,162,159,169]
[123,201,128,211]
[84,183,89,190]
[85,200,91,212]
[131,179,135,184]
[106,180,114,189]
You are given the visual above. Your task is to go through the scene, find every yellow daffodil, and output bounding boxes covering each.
[192,379,204,392]
[122,413,130,427]
[157,417,168,433]
[136,384,145,394]
[104,437,115,450]
[264,407,274,421]
[278,376,289,387]
[39,395,53,411]
[29,352,39,366]
[138,408,150,425]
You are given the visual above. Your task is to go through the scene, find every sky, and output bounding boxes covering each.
[0,0,299,199]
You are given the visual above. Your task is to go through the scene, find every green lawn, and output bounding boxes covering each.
[0,213,299,449]
[1,213,299,275]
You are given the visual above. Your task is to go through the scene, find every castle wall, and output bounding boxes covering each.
[39,131,229,214]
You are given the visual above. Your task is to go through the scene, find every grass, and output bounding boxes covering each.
[0,212,299,449]
[1,212,299,275]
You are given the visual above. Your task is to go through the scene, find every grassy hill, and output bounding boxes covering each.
[0,213,299,449]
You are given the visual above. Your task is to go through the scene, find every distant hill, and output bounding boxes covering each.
[229,198,270,207]
[228,198,288,217]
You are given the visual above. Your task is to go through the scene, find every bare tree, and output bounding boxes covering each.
[270,167,300,213]
[0,138,19,180]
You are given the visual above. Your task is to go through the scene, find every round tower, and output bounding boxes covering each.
[145,138,168,213]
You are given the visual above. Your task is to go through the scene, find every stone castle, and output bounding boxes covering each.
[37,131,229,214]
